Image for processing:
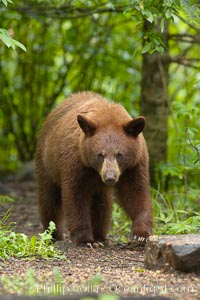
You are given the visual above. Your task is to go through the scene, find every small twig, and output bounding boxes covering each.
[169,33,200,44]
[186,128,200,163]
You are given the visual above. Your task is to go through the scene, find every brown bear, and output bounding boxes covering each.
[35,91,152,246]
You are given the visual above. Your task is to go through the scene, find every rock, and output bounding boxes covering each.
[0,182,12,195]
[144,234,200,272]
[55,240,70,252]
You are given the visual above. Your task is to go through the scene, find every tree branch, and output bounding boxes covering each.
[15,2,127,20]
[169,33,200,44]
[176,14,199,32]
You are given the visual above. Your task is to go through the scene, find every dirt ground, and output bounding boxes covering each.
[0,177,200,299]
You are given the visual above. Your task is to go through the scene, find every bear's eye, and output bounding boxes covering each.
[97,152,104,163]
[116,152,123,163]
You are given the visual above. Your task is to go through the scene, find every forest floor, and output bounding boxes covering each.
[0,176,200,299]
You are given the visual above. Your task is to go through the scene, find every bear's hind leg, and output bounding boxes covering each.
[38,178,64,241]
[91,190,113,243]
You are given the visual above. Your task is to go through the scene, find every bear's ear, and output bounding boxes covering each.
[77,115,96,137]
[123,116,145,137]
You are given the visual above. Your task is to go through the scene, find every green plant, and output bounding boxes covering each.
[153,186,200,234]
[152,92,200,235]
[0,220,65,259]
[0,196,15,230]
[111,203,130,242]
[155,211,200,234]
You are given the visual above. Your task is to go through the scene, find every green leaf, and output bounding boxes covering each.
[0,34,14,48]
[31,235,37,249]
[141,42,152,54]
[165,214,173,223]
[155,45,164,54]
[145,11,154,23]
[1,0,13,6]
[105,2,115,10]
[0,28,26,51]
[165,8,172,19]
[13,39,27,52]
[160,18,165,33]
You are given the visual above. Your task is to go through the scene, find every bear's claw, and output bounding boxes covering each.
[132,235,148,244]
[76,241,106,248]
[86,242,105,249]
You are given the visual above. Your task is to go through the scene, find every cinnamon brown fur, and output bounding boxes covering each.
[35,91,152,245]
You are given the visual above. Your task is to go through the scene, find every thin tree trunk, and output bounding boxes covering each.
[140,21,169,186]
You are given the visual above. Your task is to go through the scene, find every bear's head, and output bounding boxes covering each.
[77,114,145,186]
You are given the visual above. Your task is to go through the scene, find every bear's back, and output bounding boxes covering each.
[40,92,103,137]
[39,91,131,143]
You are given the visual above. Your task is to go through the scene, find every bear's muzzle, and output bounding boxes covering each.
[100,158,120,186]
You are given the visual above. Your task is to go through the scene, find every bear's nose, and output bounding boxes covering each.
[104,170,117,186]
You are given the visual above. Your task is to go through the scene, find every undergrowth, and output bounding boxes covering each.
[0,220,64,259]
[153,187,200,234]
[0,197,64,260]
[111,187,200,237]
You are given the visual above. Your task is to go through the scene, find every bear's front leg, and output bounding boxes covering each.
[61,179,94,246]
[117,166,152,243]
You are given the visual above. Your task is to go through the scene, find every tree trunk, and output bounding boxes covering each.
[140,21,169,186]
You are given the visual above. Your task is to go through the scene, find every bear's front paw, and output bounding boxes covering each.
[70,226,94,247]
[76,241,93,248]
[131,221,152,245]
[132,234,148,245]
[76,241,104,249]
